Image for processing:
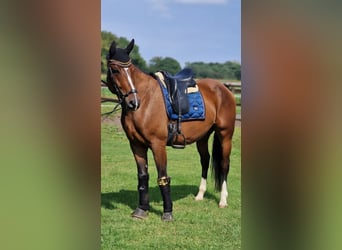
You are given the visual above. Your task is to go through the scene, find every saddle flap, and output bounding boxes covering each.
[154,69,204,118]
[171,84,190,114]
[158,68,195,115]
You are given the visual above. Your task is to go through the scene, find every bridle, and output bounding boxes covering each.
[107,59,139,110]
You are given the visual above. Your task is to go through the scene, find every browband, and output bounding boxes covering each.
[108,59,132,67]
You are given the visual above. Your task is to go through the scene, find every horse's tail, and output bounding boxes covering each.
[211,132,223,191]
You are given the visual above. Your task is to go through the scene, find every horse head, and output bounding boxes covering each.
[106,39,140,111]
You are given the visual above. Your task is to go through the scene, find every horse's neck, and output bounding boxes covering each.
[131,66,158,98]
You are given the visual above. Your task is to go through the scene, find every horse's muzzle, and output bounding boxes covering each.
[127,99,140,111]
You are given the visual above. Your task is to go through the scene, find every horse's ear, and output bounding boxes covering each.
[109,41,117,58]
[125,39,135,54]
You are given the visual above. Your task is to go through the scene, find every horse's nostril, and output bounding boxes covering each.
[128,100,139,110]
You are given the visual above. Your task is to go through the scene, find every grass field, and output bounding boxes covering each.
[101,118,241,249]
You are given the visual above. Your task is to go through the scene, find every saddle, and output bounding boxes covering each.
[154,68,198,149]
[162,68,196,115]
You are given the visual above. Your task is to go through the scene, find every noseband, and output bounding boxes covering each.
[107,59,139,107]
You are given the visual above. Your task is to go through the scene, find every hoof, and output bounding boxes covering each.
[131,207,149,220]
[219,203,228,208]
[161,212,173,221]
[195,195,204,201]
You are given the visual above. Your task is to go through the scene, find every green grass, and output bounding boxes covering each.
[235,94,241,106]
[236,105,241,115]
[101,87,114,98]
[101,123,241,249]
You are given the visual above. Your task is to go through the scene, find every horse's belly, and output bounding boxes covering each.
[181,121,213,144]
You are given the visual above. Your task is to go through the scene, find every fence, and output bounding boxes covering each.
[223,82,241,96]
[101,81,241,121]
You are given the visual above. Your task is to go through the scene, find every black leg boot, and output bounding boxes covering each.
[132,174,149,219]
[158,176,173,221]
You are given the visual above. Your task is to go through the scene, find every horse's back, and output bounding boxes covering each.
[197,78,236,131]
[196,78,235,109]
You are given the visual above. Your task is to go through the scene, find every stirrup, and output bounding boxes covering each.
[171,132,186,149]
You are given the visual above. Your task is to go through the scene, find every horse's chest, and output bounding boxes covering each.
[121,117,145,143]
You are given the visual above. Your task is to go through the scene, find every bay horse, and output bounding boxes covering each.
[105,39,236,221]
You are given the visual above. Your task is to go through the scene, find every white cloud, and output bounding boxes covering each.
[145,0,231,18]
[147,0,229,10]
[146,0,173,18]
[174,0,228,4]
[147,0,169,12]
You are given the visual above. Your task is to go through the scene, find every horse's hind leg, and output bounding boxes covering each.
[195,134,211,201]
[219,135,233,208]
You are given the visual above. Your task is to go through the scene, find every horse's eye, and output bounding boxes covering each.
[111,69,119,74]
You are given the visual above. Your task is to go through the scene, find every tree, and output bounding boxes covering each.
[224,61,241,80]
[101,31,241,80]
[148,57,181,75]
[185,61,241,80]
[101,31,148,73]
[101,31,117,73]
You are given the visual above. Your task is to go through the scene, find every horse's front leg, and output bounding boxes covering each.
[151,143,173,221]
[130,143,150,219]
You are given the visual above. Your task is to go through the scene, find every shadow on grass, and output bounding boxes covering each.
[101,185,218,214]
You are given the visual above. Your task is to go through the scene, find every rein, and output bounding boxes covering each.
[101,79,122,116]
[102,102,122,116]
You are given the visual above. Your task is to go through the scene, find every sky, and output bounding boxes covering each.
[101,0,240,67]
